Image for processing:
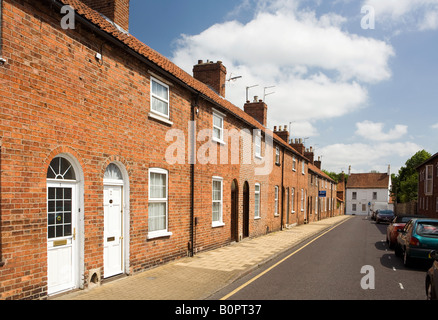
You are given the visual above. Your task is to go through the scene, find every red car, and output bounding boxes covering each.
[386,215,424,249]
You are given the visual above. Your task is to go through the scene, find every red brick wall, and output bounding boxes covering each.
[0,0,340,300]
[0,0,191,299]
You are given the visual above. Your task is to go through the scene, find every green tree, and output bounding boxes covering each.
[391,150,431,203]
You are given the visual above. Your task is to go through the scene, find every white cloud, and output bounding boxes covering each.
[172,1,394,128]
[431,123,438,129]
[355,120,408,141]
[319,141,423,173]
[363,0,438,31]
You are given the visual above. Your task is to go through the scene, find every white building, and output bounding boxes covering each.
[346,166,393,215]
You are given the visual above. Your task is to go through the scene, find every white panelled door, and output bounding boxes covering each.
[104,185,124,278]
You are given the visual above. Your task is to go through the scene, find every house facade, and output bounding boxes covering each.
[0,0,342,299]
[346,167,393,215]
[417,152,438,218]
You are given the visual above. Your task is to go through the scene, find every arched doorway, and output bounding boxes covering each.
[231,180,239,242]
[46,155,82,295]
[242,181,250,238]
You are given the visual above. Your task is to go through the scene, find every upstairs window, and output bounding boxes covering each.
[254,133,262,158]
[426,165,433,195]
[212,110,225,143]
[151,77,170,118]
[275,147,280,165]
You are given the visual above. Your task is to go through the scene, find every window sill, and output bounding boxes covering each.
[254,216,261,220]
[212,221,225,228]
[212,137,226,145]
[148,112,173,126]
[274,213,280,217]
[255,155,263,160]
[147,230,173,240]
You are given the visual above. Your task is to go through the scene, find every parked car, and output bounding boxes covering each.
[395,218,438,267]
[426,250,438,300]
[376,210,395,224]
[386,215,424,249]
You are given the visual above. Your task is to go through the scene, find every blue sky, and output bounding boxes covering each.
[129,0,438,175]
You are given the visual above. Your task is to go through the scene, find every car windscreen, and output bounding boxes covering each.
[416,222,438,237]
[379,211,394,216]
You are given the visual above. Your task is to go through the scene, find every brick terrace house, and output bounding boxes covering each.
[0,0,342,299]
[417,152,438,218]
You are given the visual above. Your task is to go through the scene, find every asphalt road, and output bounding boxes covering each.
[211,216,431,300]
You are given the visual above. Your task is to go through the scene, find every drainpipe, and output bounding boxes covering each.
[0,0,4,267]
[189,94,199,257]
[280,147,285,230]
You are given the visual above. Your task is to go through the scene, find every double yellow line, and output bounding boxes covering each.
[220,218,350,300]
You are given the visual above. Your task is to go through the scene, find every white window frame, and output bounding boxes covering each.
[425,165,433,195]
[352,203,357,212]
[255,183,261,219]
[150,77,170,120]
[147,168,172,239]
[274,186,279,216]
[212,109,225,144]
[315,197,318,214]
[352,192,357,200]
[275,147,280,165]
[212,176,224,227]
[291,188,295,213]
[302,160,305,175]
[300,189,304,212]
[292,156,297,171]
[254,132,262,159]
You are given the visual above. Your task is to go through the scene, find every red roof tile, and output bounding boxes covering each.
[347,173,390,189]
[50,0,308,159]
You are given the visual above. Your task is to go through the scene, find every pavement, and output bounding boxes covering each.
[52,215,351,300]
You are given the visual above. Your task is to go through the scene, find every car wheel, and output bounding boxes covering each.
[403,249,413,267]
[426,280,434,300]
[395,244,402,257]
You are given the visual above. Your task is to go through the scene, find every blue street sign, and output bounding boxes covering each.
[318,191,326,198]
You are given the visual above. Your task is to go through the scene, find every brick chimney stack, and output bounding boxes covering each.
[193,60,227,97]
[290,138,305,155]
[314,156,322,170]
[244,97,268,127]
[273,125,290,143]
[81,0,130,31]
[304,147,314,165]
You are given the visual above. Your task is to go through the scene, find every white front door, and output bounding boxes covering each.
[104,185,124,278]
[47,183,76,295]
